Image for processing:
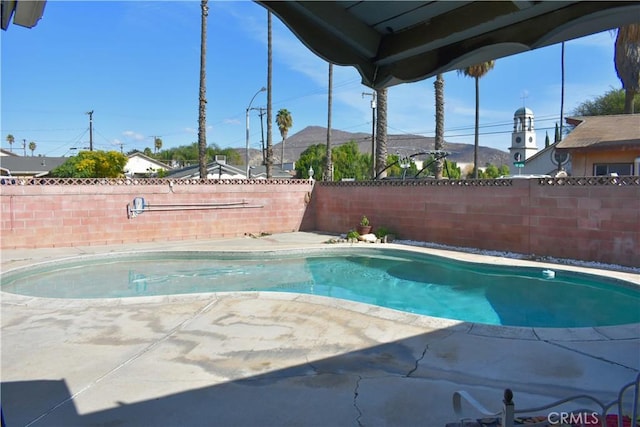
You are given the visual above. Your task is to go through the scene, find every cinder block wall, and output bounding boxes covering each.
[311,179,640,267]
[528,183,640,266]
[2,178,638,267]
[1,180,315,248]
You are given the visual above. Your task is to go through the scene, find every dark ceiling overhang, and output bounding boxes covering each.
[257,1,640,89]
[1,0,46,30]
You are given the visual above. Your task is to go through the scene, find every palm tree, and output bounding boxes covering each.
[375,87,388,178]
[434,73,445,179]
[154,137,163,153]
[614,24,640,114]
[276,108,293,168]
[458,60,495,178]
[325,62,333,182]
[28,141,36,156]
[266,10,273,179]
[560,42,565,140]
[6,134,14,152]
[197,0,208,179]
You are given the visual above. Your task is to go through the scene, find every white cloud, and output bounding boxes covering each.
[122,130,145,141]
[223,118,241,125]
[273,32,328,86]
[569,30,616,49]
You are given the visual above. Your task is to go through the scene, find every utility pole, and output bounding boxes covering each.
[22,139,26,156]
[86,110,94,151]
[362,92,376,177]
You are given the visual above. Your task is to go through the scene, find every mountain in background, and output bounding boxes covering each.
[244,125,510,167]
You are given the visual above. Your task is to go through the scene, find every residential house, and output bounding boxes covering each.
[555,115,640,176]
[0,155,67,178]
[167,156,247,180]
[516,143,563,176]
[167,156,293,180]
[125,152,173,178]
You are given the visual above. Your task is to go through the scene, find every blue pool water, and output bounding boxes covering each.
[2,248,638,328]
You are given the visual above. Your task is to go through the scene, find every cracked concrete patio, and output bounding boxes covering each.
[1,232,639,426]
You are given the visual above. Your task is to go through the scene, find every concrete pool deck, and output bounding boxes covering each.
[1,232,639,426]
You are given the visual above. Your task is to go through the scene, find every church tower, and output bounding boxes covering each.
[509,107,538,164]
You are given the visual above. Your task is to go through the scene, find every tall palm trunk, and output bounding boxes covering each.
[458,61,494,179]
[325,62,333,181]
[473,76,479,178]
[559,42,565,140]
[375,88,388,178]
[615,24,640,114]
[266,11,273,178]
[434,73,444,179]
[197,0,208,179]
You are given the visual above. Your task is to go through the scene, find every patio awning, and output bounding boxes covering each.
[257,1,640,89]
[1,0,46,30]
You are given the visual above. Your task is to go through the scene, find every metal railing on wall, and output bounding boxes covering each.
[1,176,638,187]
[0,177,313,186]
[318,176,640,187]
[127,197,263,219]
[537,175,640,186]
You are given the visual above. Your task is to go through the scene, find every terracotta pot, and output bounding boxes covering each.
[357,225,372,235]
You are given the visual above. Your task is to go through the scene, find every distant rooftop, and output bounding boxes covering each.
[557,115,640,150]
[0,156,67,176]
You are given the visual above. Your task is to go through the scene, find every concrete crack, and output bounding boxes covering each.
[406,343,428,377]
[354,375,363,426]
[545,340,639,371]
[305,357,319,375]
[24,298,220,427]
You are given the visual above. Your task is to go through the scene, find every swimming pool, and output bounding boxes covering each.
[2,248,638,328]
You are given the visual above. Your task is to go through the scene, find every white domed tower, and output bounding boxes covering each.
[509,107,538,164]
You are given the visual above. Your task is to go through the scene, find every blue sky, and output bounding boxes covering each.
[1,1,624,158]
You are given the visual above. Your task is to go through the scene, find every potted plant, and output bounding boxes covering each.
[357,215,372,235]
[346,229,360,243]
[375,226,395,243]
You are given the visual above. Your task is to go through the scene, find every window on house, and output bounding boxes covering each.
[593,163,633,176]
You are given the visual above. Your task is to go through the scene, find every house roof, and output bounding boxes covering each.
[249,165,295,179]
[167,161,247,179]
[0,156,67,175]
[127,152,172,170]
[556,115,640,151]
[257,1,640,89]
[167,161,293,180]
[1,149,19,157]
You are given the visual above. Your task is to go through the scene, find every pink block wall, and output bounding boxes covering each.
[311,179,640,268]
[1,180,315,249]
[2,179,638,267]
